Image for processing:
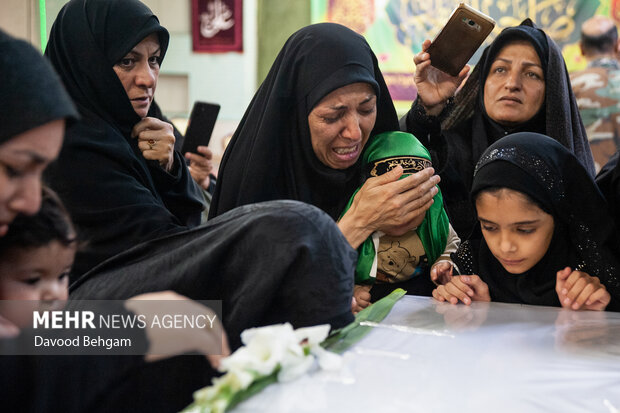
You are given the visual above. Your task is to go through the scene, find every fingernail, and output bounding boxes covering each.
[562,288,567,295]
[564,297,571,305]
[572,302,579,310]
[586,300,592,305]
[463,297,470,305]
[467,290,474,297]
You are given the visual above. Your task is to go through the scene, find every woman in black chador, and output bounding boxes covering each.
[210,23,441,307]
[403,19,594,239]
[44,0,205,277]
[45,0,356,350]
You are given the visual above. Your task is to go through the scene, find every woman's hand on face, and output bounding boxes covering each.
[339,165,439,248]
[556,267,611,311]
[432,275,490,305]
[413,39,470,116]
[132,117,176,172]
[186,146,214,190]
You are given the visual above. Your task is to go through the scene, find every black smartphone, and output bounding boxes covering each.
[181,101,220,154]
[426,3,495,76]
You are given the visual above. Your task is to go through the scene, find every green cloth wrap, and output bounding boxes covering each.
[341,131,450,284]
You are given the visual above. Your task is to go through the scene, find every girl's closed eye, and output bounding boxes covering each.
[23,276,41,285]
[0,162,24,179]
[481,223,497,232]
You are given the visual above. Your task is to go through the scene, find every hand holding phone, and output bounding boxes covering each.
[181,101,220,155]
[413,39,469,115]
[426,3,495,76]
[186,146,214,190]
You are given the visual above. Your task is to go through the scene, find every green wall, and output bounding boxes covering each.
[257,0,311,86]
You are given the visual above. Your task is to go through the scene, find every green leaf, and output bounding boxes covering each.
[226,369,279,411]
[321,288,406,354]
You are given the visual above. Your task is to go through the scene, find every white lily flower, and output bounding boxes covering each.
[184,323,343,412]
[294,324,330,345]
[277,352,314,382]
[311,344,343,371]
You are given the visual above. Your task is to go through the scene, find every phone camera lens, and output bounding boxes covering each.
[468,20,475,26]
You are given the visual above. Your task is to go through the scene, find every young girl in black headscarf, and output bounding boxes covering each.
[403,19,594,239]
[432,132,619,311]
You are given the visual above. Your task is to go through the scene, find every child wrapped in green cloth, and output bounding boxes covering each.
[341,131,460,311]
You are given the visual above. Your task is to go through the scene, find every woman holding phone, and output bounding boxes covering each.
[45,0,356,352]
[44,0,204,276]
[403,19,594,240]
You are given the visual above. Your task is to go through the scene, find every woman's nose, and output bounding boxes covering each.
[135,63,157,88]
[504,71,521,90]
[341,115,362,140]
[9,176,41,216]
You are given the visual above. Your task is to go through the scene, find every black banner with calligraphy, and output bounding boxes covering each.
[192,0,243,52]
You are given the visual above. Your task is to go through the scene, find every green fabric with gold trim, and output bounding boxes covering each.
[341,131,450,284]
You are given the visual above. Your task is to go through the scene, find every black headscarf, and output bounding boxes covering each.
[443,19,595,176]
[45,0,169,136]
[0,29,78,142]
[209,23,399,220]
[454,132,620,308]
[44,0,203,277]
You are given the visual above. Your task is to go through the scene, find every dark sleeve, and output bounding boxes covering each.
[594,152,620,312]
[450,240,478,276]
[400,97,452,174]
[45,124,204,277]
[596,151,620,216]
[0,309,148,413]
[401,100,478,238]
[0,353,210,412]
[147,149,204,228]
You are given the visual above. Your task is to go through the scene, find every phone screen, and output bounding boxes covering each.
[181,101,220,154]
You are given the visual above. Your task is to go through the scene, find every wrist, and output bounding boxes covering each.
[337,213,373,249]
[163,155,175,173]
[418,94,446,117]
